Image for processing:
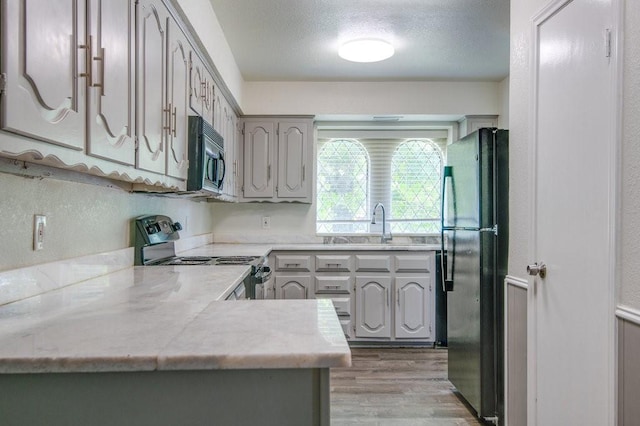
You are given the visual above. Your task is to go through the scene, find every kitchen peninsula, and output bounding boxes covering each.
[0,248,350,426]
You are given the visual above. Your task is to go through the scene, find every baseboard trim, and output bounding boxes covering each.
[616,305,640,326]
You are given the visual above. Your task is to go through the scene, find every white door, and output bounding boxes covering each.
[86,0,135,165]
[275,276,311,299]
[277,121,309,199]
[394,277,431,339]
[136,0,167,175]
[355,277,391,338]
[243,121,275,198]
[165,19,189,180]
[530,0,615,424]
[2,0,85,150]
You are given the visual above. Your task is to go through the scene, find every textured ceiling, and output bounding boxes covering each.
[208,0,510,82]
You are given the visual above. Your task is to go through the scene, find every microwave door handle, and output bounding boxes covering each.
[205,157,212,182]
[218,153,226,188]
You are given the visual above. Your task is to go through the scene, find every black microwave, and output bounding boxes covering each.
[187,116,225,195]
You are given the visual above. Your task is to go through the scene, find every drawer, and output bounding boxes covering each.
[315,276,352,294]
[315,255,352,272]
[317,295,351,316]
[355,255,391,272]
[395,255,430,272]
[339,317,352,339]
[275,255,312,271]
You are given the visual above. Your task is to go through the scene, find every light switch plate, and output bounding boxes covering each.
[33,214,46,251]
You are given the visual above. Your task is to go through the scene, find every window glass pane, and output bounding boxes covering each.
[316,140,369,233]
[390,140,443,233]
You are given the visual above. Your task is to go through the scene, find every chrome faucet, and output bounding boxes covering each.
[371,203,393,243]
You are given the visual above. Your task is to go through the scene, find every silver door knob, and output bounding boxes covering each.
[527,262,547,278]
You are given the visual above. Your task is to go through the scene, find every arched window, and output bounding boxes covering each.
[316,139,369,233]
[390,140,443,233]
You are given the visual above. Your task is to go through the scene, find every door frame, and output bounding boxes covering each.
[527,0,622,424]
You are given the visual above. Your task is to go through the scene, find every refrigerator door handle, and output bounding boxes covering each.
[440,166,454,292]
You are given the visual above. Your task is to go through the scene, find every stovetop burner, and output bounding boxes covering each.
[159,256,215,266]
[213,256,259,265]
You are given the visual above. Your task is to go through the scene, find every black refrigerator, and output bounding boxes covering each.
[440,128,508,423]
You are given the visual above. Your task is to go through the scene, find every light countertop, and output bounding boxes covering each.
[0,263,350,374]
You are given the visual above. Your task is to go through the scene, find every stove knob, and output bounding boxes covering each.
[172,222,183,231]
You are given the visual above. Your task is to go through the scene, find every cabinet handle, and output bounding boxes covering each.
[92,46,105,96]
[285,263,300,267]
[78,35,93,86]
[386,289,389,307]
[200,81,207,100]
[302,164,306,181]
[305,287,308,299]
[397,288,400,306]
[267,164,271,181]
[325,285,340,290]
[172,106,177,137]
[164,103,172,133]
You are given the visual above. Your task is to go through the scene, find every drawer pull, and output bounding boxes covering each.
[285,263,300,267]
[325,285,341,290]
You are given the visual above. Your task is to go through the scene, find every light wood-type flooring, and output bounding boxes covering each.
[330,347,484,425]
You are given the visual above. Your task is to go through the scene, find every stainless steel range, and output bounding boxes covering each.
[134,215,270,299]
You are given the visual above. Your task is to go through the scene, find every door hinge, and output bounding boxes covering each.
[605,29,612,58]
[429,284,432,292]
[0,73,7,96]
[241,123,245,136]
[429,324,432,332]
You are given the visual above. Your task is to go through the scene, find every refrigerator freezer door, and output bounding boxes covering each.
[447,229,482,414]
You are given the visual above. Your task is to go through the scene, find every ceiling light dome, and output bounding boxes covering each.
[339,39,395,63]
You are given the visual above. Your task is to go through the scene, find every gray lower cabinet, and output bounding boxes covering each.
[271,250,436,344]
[355,276,392,338]
[275,275,312,299]
[0,368,330,426]
[395,276,432,339]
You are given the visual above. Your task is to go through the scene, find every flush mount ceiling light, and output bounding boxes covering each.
[338,39,395,63]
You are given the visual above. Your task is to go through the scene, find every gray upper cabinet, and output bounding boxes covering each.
[136,0,188,180]
[135,0,168,175]
[241,117,313,202]
[242,120,276,199]
[86,0,136,165]
[1,0,86,150]
[277,121,310,200]
[2,0,136,166]
[165,18,189,180]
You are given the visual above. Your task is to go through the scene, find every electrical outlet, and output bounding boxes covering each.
[33,214,46,251]
[262,216,270,229]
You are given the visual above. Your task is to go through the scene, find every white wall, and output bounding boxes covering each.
[0,172,214,272]
[242,81,501,116]
[211,202,319,243]
[498,76,510,129]
[620,0,640,309]
[508,0,548,280]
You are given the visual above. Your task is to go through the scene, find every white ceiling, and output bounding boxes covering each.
[208,0,510,82]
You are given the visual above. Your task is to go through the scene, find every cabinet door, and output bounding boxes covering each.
[1,0,86,150]
[165,19,189,180]
[275,276,311,300]
[243,121,275,198]
[188,51,205,118]
[212,82,223,134]
[136,0,167,175]
[394,277,432,339]
[85,0,135,165]
[219,96,234,197]
[277,121,309,199]
[355,277,391,338]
